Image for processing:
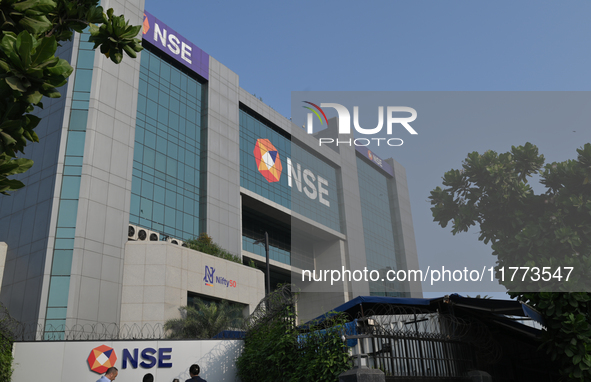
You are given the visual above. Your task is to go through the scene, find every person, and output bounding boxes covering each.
[143,373,154,382]
[172,379,180,382]
[97,367,118,382]
[185,364,206,382]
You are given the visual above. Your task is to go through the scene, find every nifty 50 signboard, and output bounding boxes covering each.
[142,11,209,80]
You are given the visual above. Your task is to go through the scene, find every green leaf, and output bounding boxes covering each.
[13,0,56,13]
[123,44,137,58]
[30,36,57,65]
[45,58,72,77]
[0,132,17,146]
[121,24,141,39]
[24,90,43,104]
[1,158,33,176]
[111,51,123,64]
[16,31,33,68]
[89,23,100,35]
[0,178,25,194]
[5,76,27,92]
[43,89,61,98]
[18,14,53,35]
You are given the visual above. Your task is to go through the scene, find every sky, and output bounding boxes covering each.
[145,0,591,298]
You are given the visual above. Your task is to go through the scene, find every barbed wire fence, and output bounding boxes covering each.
[2,284,299,342]
[244,283,297,334]
[2,283,503,371]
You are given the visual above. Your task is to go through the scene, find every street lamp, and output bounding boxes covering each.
[253,231,271,296]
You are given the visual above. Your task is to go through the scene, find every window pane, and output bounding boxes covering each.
[57,200,78,227]
[47,276,71,307]
[61,176,81,199]
[69,110,88,130]
[52,250,73,275]
[65,131,86,157]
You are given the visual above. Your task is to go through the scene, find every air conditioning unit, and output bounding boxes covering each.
[137,227,149,241]
[166,237,184,246]
[148,230,160,242]
[136,228,160,242]
[128,224,138,240]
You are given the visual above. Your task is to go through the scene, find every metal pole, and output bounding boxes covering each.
[265,231,270,296]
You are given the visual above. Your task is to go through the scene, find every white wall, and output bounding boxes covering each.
[13,339,243,382]
[121,242,265,327]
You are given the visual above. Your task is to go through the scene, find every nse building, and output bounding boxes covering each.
[0,0,421,337]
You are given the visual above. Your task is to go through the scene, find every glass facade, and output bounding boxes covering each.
[239,107,342,265]
[130,46,206,241]
[241,206,291,265]
[240,109,291,209]
[289,143,340,232]
[356,156,402,297]
[239,108,341,232]
[44,32,95,339]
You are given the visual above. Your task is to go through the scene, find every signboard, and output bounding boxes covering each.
[355,146,394,177]
[13,340,241,382]
[142,11,209,80]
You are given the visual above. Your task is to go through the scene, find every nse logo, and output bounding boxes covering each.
[254,139,282,183]
[143,13,192,65]
[302,101,417,147]
[88,345,117,374]
[204,265,237,288]
[253,139,330,207]
[87,344,173,372]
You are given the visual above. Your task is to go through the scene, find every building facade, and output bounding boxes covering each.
[0,0,421,335]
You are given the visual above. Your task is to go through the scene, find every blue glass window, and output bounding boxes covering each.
[130,47,204,241]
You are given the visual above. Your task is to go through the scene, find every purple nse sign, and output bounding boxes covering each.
[142,11,209,80]
[355,146,394,177]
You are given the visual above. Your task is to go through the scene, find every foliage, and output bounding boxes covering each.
[186,233,242,264]
[293,318,352,381]
[0,303,16,382]
[164,299,245,339]
[237,304,298,382]
[0,333,12,382]
[0,0,142,194]
[237,288,351,382]
[429,142,591,381]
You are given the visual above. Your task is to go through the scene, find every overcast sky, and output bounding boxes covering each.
[145,0,591,298]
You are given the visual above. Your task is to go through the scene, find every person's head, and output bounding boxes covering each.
[172,379,179,382]
[142,373,154,382]
[189,364,201,377]
[105,367,118,381]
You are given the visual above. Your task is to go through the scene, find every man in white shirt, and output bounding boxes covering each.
[97,367,118,382]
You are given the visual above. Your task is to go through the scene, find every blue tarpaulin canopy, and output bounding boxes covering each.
[305,294,544,326]
[305,295,442,325]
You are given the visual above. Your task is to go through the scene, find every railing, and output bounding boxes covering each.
[349,332,474,380]
[343,305,495,381]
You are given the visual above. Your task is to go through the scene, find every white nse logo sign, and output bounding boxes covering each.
[253,138,331,208]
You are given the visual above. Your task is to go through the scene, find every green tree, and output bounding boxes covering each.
[185,233,242,264]
[237,286,351,382]
[164,299,245,339]
[0,0,143,195]
[429,142,591,381]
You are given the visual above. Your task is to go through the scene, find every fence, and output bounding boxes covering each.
[344,305,500,381]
